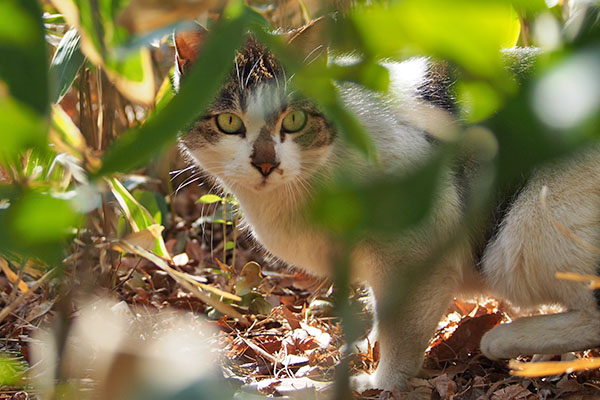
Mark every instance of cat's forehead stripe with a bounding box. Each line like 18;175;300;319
234;37;283;90
246;84;286;121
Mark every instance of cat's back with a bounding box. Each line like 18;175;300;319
333;57;457;172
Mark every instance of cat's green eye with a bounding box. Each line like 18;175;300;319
216;113;244;134
282;110;307;133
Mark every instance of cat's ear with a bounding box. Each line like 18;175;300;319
287;16;330;64
174;24;208;75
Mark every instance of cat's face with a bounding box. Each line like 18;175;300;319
175;26;334;194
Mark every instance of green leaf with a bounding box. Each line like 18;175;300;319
457;80;503;123
0;191;82;263
345;0;520;82
96;6;251;175
133;190;166;225
109;178;170;258
0;0;48;115
486;82;590;190
109;177;155;231
0;356;25;386
225;241;235;251
197;194;223;204
53;0;155;104
0;95;48;166
324;101;378;163
9;193;80;243
332;60;390;93
50;28;86;103
310;153;446;237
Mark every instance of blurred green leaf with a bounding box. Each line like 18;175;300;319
0;191;82;263
311;153;446;237
0;185;17;200
50;28;86;103
9;193;80;243
0;355;25;386
0;95;48;166
343;0;520;83
457;80;503;123
245;4;272;29
331;60;390;93
97;5;251;175
509;0;547;12
486;79;596;190
324;101;378;162
0;0;48;115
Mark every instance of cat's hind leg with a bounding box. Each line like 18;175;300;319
481;156;600;359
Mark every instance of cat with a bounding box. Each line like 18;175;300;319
173;18;600;392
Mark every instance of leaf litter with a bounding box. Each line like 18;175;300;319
3;173;600;399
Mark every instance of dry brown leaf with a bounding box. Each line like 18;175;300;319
280;305;301;330
428;312;503;361
0;257;29;293
116;240;246;320
116;0;222;33
491;384;533;400
112;224;165;253
235;261;263;296
510;358;600;377
430;374;457;399
215;257;233;274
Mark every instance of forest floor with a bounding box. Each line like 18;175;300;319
1;172;600;400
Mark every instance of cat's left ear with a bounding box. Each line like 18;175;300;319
287;16;331;64
174;24;208;75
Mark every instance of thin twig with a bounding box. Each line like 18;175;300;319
0;269;55;325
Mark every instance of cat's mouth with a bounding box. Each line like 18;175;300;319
250;168;285;192
252;177;277;192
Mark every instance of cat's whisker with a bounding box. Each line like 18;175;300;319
303;45;325;65
174;174;203;195
244;54;264;88
286;73;296;89
169;165;196;181
235;58;243;89
271;64;280;89
282;67;288;92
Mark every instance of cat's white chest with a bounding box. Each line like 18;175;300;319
236;190;333;277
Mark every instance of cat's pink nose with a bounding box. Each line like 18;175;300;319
252;161;279;177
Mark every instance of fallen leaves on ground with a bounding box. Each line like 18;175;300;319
1;179;600;399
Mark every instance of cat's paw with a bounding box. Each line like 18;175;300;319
350;370;405;393
350;372;376;393
480;324;520;359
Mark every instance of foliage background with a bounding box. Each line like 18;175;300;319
1;0;600;399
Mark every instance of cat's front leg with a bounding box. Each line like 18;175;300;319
350;266;456;393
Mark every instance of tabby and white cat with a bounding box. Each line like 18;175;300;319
174;20;600;392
